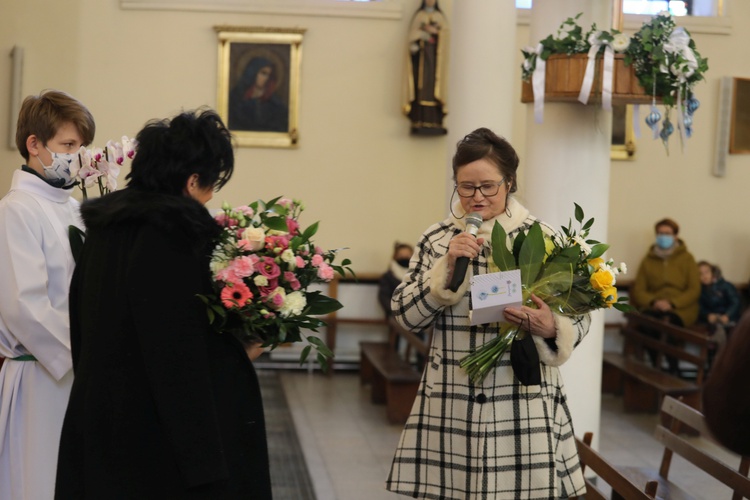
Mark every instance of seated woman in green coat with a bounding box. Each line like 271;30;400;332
631;218;700;372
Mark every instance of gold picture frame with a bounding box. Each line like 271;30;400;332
215;26;305;148
611;104;636;161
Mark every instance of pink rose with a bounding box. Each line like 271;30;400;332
258;278;279;298
286;218;300;235
271;291;285;308
295;256;306;268
278;198;294;208
284;271;301;291
258;257;281;279
317;263;335;281
311;254;324;267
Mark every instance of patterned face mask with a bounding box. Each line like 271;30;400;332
39;147;77;187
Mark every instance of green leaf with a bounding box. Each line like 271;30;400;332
68;225;86;265
317;352;329;372
547;245;579;264
518;223;545;287
301;221;319;240
308;336;334;358
512;230;526;261
574;203;584;223
299;345;312;364
263;215;288;232
588;243;610;260
306;292;343;315
491;221;516;271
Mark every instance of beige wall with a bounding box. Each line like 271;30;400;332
2;0;749;281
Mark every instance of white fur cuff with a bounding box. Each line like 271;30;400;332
532;314;576;366
428;254;470;306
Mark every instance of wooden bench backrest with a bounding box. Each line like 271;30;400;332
623;312;710;383
576;432;657;499
656;396;750;499
387;317;432;358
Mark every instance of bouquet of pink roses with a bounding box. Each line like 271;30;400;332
199;197;352;369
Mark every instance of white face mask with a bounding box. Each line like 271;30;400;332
38;147;77;187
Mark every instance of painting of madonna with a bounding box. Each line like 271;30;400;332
228;56;289;133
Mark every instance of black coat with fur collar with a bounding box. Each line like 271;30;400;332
55;189;271;499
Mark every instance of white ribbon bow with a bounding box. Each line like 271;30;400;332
531;43;546;123
578;33;614;111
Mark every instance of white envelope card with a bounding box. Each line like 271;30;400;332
469;269;523;326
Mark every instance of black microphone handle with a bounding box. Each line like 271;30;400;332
448;256;470;292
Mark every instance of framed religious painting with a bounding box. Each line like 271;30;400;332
215;26;305;148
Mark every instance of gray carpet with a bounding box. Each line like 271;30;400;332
257;370;317;500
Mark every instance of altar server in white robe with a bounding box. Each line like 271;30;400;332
0;89;95;500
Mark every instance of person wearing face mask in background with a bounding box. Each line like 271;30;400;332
378;242;415;318
0;89;95;500
631;218;700;373
378;243;416;360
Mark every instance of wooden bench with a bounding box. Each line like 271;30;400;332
575;432;657;499
359;318;431;424
615;396;750;500
602;311;710;414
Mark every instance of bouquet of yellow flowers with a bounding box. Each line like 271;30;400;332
460;204;629;384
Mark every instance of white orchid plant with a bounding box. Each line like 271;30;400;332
72;136;136;199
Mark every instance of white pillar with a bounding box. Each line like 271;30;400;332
523;0;613;450
445;0;518;202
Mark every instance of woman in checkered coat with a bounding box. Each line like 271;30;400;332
386;128;590;499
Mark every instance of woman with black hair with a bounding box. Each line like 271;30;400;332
55;109;272;499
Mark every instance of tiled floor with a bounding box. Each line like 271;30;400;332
278;369;744;500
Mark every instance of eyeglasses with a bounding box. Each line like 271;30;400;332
455;179;506;198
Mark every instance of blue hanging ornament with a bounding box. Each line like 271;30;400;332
660;118;674;142
686;96;700;115
683;114;693;129
645;106;661;139
685;126;693;138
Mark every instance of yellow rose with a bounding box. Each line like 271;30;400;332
602;286;617;307
588;257;605;270
590;268;614;290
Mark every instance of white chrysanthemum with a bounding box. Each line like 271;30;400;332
280;249;296;268
254;275;269;287
612;33;630;52
280;291;306;318
620;262;628;274
574;235;592;256
210;259;228;275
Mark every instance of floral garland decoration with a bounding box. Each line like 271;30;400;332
521;12;707;152
625;12;707;152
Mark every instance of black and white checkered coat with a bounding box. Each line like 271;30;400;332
386;198;589;499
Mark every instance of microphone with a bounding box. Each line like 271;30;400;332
448;212;483;292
